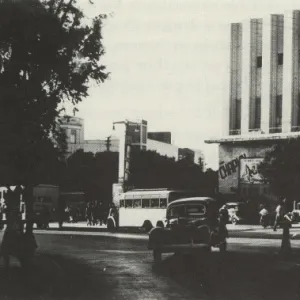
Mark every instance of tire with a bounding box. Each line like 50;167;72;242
156;220;164;228
143;220;153;232
107;219;115;232
153;249;162;262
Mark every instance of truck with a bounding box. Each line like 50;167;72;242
32;184;59;228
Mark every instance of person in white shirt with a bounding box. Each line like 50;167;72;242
273;200;286;231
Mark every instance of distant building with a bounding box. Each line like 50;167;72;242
147;139;179;160
59;116;84;155
147;132;171;144
59;117;205;167
178;148;205;170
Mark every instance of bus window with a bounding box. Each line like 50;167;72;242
142;198;150;208
120;200;125;207
125;199;133;208
150;198;159;208
133;199;141;208
160;198;167;208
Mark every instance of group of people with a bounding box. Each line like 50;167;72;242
259;198;293;231
85;201;107;226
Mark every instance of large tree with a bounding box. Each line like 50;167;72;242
258;138;300;256
0;0;108;231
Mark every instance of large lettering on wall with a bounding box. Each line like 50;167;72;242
219;153;246;180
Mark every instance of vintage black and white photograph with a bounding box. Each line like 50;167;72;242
0;0;300;299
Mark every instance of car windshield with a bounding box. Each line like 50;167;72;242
167;203;206;219
186;204;206;217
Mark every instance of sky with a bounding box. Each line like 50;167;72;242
74;0;300;170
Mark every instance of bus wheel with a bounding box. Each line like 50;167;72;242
143;220;153;232
156;221;164;228
107;219;115;232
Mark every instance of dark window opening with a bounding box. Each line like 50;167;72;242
256;56;262;68
254;97;261;129
278;53;283;65
70;129;77;144
235;99;241;130
276;95;282;127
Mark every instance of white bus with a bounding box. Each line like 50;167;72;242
107;189;201;231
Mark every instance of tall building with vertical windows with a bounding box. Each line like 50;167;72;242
206;10;300;205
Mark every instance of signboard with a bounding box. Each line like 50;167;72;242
240;158;264;184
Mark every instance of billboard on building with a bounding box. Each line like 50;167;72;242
239;158;264;184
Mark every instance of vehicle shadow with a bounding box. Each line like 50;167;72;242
0;252;114;300
152;250;300;300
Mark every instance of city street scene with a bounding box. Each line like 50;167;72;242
1;0;300;299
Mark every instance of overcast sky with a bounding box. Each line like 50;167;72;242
74;0;300;169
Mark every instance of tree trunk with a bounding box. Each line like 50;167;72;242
23;185;34;234
279;221;292;258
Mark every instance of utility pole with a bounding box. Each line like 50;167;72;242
105;136;111;152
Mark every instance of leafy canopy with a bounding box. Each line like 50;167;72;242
258;138;300;199
0;0;108;185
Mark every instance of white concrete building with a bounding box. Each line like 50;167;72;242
147;139;179;160
206;10;300;203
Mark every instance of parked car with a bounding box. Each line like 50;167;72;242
148;197;228;263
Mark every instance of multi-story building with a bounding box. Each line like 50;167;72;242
147;132;172;144
60;117;204;167
206;10;300;203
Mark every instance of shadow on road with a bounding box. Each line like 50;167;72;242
152;251;300;300
0;253;114;300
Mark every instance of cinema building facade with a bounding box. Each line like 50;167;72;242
206;10;300;205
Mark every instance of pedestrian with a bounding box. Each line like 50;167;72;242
86;202;93;226
219;205;229;225
273;199;285;231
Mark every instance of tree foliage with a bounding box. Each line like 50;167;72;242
60;149;217;208
128;149;217;195
258;138;300;201
0;0;108;186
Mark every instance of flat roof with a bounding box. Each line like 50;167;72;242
205;131;300;144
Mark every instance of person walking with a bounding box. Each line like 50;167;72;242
273;200;285;231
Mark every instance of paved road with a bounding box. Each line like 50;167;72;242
1;232;300;300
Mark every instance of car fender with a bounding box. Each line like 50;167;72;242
148;227;165;249
196;224;211;242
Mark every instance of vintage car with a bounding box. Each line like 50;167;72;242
148;197;228;262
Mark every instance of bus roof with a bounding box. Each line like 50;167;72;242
122;189;195;198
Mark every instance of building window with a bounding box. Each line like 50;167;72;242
278;53;283;65
70;129;77;144
254;97;261;129
256;56;262;68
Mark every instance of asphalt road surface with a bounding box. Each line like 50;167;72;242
0;231;300;300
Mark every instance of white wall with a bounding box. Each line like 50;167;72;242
147;139;179;160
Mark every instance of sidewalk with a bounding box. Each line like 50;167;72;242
42;222;300;240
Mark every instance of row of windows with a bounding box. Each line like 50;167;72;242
120;198;167;209
256;53;283;68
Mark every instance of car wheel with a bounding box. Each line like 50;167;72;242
107;219;115;232
153;249;162;262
